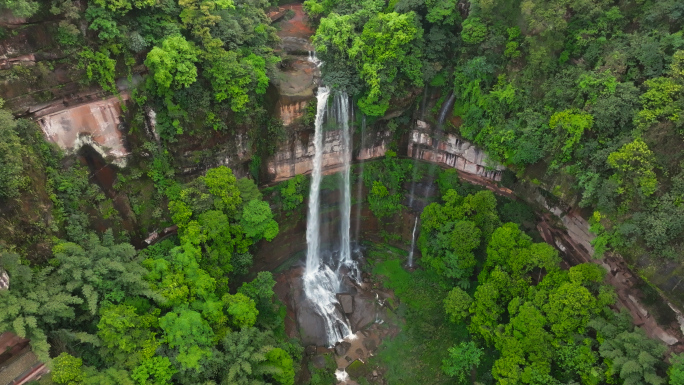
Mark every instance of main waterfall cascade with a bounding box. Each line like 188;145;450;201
303;85;359;346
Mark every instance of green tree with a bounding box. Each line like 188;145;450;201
0;105;24;200
52;231;153;315
670;353;684;385
219;327;293;384
461;17;487;44
223;292;259;329
97;304;159;368
442;341;483;383
0;250;82;362
444;287;473;323
145;35;200;96
265;347;295;385
131;356;176;385
159;308;214;370
205;49;270;112
548;109;594;165
236;177;262;203
280;174;306;211
240;199;279;241
202;166;242;214
607;138;658;199
589;314;667;385
52;352;84;385
78;48;117;93
0;0;39;17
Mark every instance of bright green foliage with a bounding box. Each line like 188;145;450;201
461;17;487;44
93;0;156;14
52;353;84;385
368;181;402;218
78;48;117;93
543;282;598;339
131;356;176;385
444;287;472;323
222;292;258;329
159;308;214;370
442;341;483;383
239;271;276;309
202;166;242;214
419;190;500;285
97;304;159;368
314;11;423;116
485;223;560;280
469;268;518;343
280;174;306;211
206;49;270;112
607;138;658;199
670;353;684;385
240;199;279;241
635;76;683;131
355;12;423;116
265;347;296;385
425;0;461;25
548;109;594;165
145;35;200;96
236;177;262;203
0;106;24;200
493;300;555;384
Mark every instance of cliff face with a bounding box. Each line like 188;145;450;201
37;95;130;167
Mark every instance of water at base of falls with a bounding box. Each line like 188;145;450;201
303;84;358;346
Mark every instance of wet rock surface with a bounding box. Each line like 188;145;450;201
337;294;354;314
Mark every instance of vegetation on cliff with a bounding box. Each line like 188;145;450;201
305;0;684;266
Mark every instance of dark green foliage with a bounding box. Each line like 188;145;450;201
0;105;24;200
362;151;411;218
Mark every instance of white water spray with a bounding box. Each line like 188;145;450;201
407;217;418;267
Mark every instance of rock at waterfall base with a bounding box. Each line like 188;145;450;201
335;341;351;356
337;293;354;314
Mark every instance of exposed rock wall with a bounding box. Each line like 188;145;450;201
408;122;505;181
37;95;130;167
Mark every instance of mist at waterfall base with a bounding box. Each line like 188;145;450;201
302;86;361;347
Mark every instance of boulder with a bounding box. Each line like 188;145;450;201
337;293;354;314
311;355;327;369
334;341;351;356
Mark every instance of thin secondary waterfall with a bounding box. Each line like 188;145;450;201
437;91;456;128
354;114;366;242
407;217;418;267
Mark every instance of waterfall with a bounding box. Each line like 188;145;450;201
303;86;356;346
304;86;329;276
407;217;418;267
437;91;456;128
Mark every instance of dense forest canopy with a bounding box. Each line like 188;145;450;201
0;0;683;384
302;0;684;266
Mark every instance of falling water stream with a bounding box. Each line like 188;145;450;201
303;52;358;345
407;217;418;267
354;114;366;243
